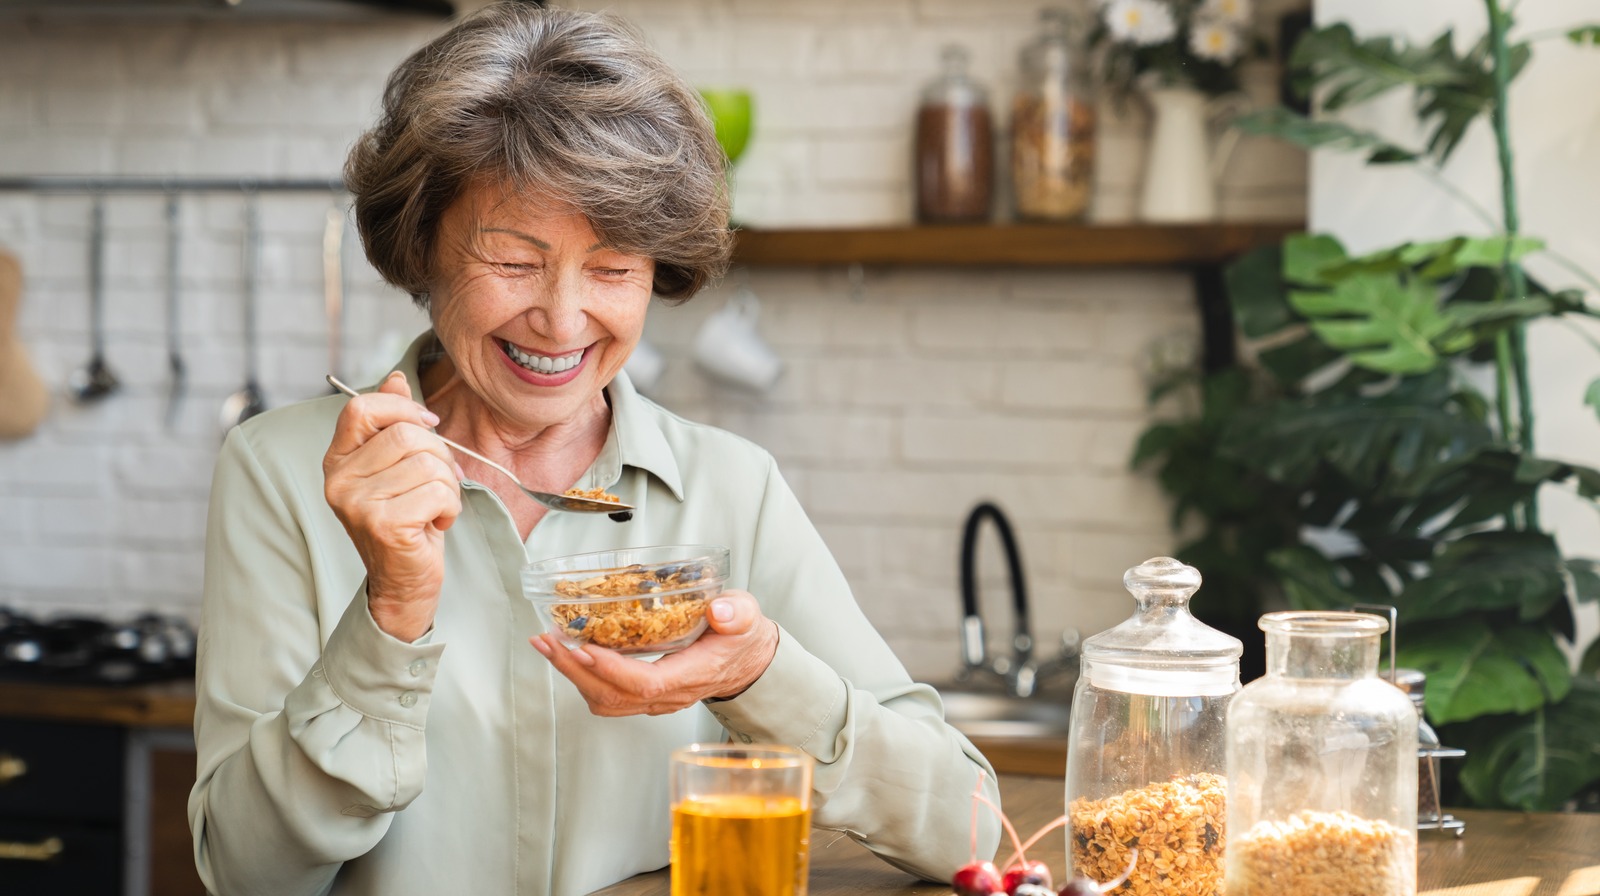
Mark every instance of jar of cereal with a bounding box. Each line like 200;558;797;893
1065;557;1239;896
1226;612;1419;896
1010;7;1095;221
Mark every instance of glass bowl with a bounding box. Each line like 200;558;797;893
522;545;730;657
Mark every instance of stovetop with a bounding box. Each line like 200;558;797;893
0;607;195;686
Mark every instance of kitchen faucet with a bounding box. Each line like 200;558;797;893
954;502;1077;698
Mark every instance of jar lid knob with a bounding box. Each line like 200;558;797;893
1124;556;1202;600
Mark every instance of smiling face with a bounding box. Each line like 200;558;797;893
425;181;655;435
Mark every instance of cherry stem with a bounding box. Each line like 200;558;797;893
1002;812;1070;871
973;792;1026;866
968;770;985;863
1101;847;1140;892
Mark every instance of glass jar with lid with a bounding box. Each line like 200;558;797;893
1065;557;1240;896
1011;7;1095;221
1226;612;1419;896
914;44;994;223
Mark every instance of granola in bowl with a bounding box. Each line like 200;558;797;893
523;545;729;657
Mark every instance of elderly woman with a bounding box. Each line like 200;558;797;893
189;6;999;895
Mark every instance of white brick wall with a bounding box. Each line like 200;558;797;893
0;0;1306;681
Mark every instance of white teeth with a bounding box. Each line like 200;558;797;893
505;341;582;375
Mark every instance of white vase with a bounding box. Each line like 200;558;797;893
1137;85;1243;223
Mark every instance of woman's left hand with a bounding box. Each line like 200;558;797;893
530;590;779;716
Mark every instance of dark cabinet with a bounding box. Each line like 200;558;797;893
0;718;203;896
0;719;125;891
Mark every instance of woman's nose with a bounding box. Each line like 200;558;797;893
524;274;588;343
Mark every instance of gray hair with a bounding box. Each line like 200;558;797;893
345;3;732;306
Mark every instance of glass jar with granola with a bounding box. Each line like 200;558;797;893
1226;612;1419;896
1065;557;1240;896
1010;7;1095;221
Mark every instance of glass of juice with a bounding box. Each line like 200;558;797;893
670;743;813;896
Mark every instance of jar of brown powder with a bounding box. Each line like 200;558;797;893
914;44;993;223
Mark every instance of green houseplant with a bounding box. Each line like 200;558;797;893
1135;2;1600;810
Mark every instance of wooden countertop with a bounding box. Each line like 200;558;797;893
0;679;196;728
590;774;1600;896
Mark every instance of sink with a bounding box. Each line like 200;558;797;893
936;688;1072;741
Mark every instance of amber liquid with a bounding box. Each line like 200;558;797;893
671;794;811;896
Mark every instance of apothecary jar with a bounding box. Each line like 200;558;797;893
1225;611;1419;896
1064;557;1240;896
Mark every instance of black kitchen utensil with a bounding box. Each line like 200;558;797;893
67;195;120;403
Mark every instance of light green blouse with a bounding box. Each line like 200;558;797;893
189;333;1001;896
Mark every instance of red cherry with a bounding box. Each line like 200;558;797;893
952;860;1004;896
1057;878;1102;896
1002;859;1054;894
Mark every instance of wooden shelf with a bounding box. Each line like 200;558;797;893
0;680;195;729
730;221;1303;268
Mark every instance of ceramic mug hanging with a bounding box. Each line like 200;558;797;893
1137;85;1250;223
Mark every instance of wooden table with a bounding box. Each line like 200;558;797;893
590;775;1600;896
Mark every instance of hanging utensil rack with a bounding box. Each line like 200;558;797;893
0;177;352;418
0;176;345;194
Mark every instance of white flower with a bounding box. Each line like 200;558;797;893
1189;17;1244;64
1104;0;1177;46
1199;0;1252;26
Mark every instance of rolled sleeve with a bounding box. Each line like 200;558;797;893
315;587;447;727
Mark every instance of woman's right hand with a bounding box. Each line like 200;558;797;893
323;371;463;642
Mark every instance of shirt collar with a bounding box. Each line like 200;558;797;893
390;330;685;503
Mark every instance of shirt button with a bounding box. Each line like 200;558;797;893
408;659;427;677
398;690;418;708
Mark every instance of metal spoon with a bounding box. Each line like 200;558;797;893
163;192;186;430
220;191;267;433
322;202;345;390
68;195;119;403
325;374;635;518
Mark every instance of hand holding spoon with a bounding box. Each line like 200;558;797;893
326;374;634;519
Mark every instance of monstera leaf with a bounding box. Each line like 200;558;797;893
1219;372;1492;493
1276;234;1550;374
1234;108;1418;164
1282;233;1348;287
1570;559;1600;606
1267;544;1360;610
1399;531;1570;625
1583;640;1600;676
1585;379;1600;424
1320;235;1546;280
1397;618;1571;724
1289;270;1465;373
1288;23;1529;164
1288;25;1463;108
1454;678;1600;810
